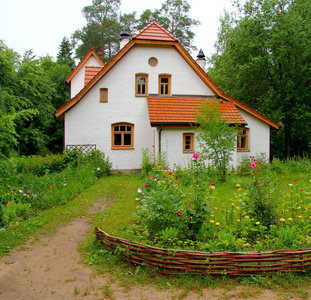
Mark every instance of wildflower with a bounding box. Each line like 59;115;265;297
288;218;293;221
152;168;155;170
162;181;165;183
169;172;173;175
211;186;215;190
298;215;303;219
245;216;250;219
294;179;298;181
135;198;140;201
211;215;214;217
289;184;293;186
176;210;182;216
170;181;173;185
144;184;149;187
175;184;178;187
236;184;241;188
238;188;242;191
192;153;200;160
209;186;212;189
298;207;301;210
175;176;179;179
53;192;55;195
137;188;142;193
210;220;215;223
258;238;262;242
215;222;220;226
283;186;287;189
280;218;285;222
211;183;215;186
189;201;192;204
251;162;256;168
97;167;100;171
256;221;260;225
19;190;23;194
300;189;304;191
237;219;240;222
136;206;139;209
64;183;67;186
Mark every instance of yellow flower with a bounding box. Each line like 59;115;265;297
297;207;301;210
298;215;303;219
136;206;139;209
280;218;285;222
215;222;220;226
245;216;250;219
256;221;260;225
251;219;254;221
175;184;178;187
211;215;214;217
237;219;240;222
238;188;242;191
210;220;215;223
152;168;154;170
288;218;293;221
236;184;241;188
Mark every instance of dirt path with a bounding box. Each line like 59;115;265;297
0;203;310;300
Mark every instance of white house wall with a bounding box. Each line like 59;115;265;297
70;56;103;99
65;44;216;169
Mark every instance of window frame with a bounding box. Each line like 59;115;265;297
111;122;134;150
183;132;194;153
135;74;148;96
100;88;108;102
159;74;171;96
237;127;250;152
148;57;158;67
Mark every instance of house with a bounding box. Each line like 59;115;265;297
55;22;279;170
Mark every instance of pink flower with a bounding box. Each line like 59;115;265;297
144;184;149;187
189;201;192;204
211;183;215;186
251;162;256;168
192;153;200;160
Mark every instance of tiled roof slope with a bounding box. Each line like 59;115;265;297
84;66;103;86
132;21;178;42
147;97;247;124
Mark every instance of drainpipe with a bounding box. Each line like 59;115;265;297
159;123;163;153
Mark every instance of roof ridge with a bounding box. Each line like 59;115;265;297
132;21;178;41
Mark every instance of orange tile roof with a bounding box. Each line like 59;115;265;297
84;66;103;86
147;97;247;125
132;21;178;42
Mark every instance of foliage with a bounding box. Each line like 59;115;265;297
195;99;237;181
208;0;311;158
140;148;154;178
0;150;111;228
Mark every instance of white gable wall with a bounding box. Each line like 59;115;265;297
70;56;103;99
64;44;215;169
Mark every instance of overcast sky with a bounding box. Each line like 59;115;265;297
0;0;235;60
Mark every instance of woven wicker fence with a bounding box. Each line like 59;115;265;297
95;227;311;276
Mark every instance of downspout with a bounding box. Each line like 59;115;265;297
159;123;163;153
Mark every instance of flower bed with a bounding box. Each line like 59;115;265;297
94;227;311;276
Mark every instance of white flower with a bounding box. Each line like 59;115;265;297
135;198;140;201
289;184;293;186
97;167;100;171
137;188;142;194
211;186;215;189
64;183;67;186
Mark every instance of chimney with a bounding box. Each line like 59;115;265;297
120;27;130;49
196;49;206;71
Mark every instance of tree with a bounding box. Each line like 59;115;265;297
138;0;200;52
195;99;237;181
208;0;311;158
72;0;123;62
57;37;75;68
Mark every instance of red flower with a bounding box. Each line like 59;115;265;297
294;179;298;181
175;176;179;179
258;238;262;242
300;188;304;191
169;172;173;175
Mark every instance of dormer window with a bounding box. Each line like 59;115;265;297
135;74;148;96
159;75;171;96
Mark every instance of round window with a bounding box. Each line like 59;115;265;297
148;57;158;67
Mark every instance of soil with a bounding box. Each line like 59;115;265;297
0;202;310;300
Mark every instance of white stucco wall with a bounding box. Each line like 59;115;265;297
64;44;216;169
64;43;271;170
70;56;103;99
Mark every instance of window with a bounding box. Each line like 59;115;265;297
100;88;108;102
159;75;171;96
183;133;194;153
111;123;134;149
237;127;249;151
148;57;158;67
135;74;148;96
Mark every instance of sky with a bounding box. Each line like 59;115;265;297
0;0;236;61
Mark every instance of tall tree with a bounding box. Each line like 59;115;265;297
57;37;75;68
72;0;123;62
138;0;200;52
208;0;311;158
